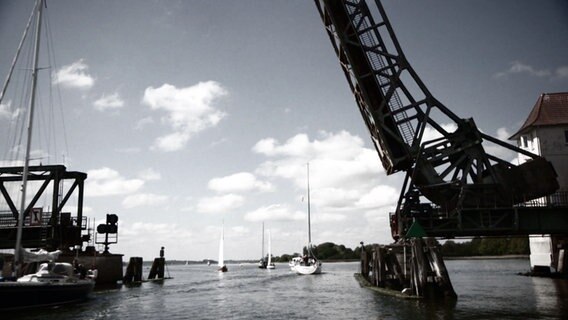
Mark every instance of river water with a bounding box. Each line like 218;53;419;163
5;259;568;319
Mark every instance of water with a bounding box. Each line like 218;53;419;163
5;259;568;319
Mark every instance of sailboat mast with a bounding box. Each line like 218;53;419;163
307;162;311;246
15;0;43;268
261;222;264;258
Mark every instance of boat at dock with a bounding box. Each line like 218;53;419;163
0;261;95;311
0;0;98;309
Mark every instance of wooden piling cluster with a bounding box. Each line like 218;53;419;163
123;256;168;284
360;238;456;299
123;257;143;284
148;258;165;280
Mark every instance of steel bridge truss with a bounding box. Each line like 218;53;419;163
315;0;564;239
0;165;87;249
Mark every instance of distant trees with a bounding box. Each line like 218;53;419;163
273;237;529;262
274;242;360;262
440;237;529;257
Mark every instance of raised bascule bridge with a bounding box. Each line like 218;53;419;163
315;0;568;298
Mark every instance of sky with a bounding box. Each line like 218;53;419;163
0;0;567;261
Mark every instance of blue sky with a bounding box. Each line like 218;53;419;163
0;0;567;261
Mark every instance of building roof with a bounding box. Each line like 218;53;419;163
509;92;568;140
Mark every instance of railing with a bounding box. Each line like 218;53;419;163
0;210;85;228
517;191;568;208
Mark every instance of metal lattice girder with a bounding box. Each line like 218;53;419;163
0;165;87;249
398;205;568;238
315;0;559;212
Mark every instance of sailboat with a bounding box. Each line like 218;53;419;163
293;163;322;275
218;223;227;272
267;229;275;269
0;0;94;310
258;222;268;269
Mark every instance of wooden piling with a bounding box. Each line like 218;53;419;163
148;257;165;280
357;238;456;300
123;257;143;284
360;246;369;278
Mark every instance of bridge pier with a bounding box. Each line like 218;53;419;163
359;238;456;299
529;235;568;277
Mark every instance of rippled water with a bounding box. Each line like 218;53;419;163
5;259;568;319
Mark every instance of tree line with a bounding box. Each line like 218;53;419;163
272;236;529;262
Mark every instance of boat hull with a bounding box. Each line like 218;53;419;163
294;263;322;275
0;280;94;311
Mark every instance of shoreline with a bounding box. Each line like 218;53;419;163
444;254;529;260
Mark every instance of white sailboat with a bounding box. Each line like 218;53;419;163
267;229;275;269
0;0;94;310
218;223;227;272
293;163;322;275
258;222;267;269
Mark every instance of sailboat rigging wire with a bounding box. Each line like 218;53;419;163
0;1;38;105
44;6;70;162
3;7;37;163
15;0;44;268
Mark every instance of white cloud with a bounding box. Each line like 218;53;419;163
196;194;244;214
94;93;124;111
208;172;273;193
483;126;517;163
53;59;95;89
138;168;161;181
420;123;458;144
142;81;227;152
135;117;154;130
555;66;568;79
0;100;20;119
244;204;304;222
121;221;192;240
312;213;347;222
355;185;399;209
253;131;383;190
122;193;169;208
231;226;249;235
494;61;551;79
85;167;144;197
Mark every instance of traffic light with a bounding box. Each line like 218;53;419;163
97;213;119;234
106;214;118;234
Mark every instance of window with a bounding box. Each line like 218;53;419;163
520;136;527;148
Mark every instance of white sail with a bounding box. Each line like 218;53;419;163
218;226;224;267
267;229;271;265
267;229;275;269
294;162;322;275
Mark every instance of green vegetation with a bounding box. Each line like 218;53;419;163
274;237;529;262
440;237;529;257
274;242;361;262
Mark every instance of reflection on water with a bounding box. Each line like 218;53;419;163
4;259;568;319
532;275;568;318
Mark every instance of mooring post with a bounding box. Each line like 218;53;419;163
123;257;143;284
148;257;165;279
360;243;369;279
425;238;457;298
377;246;386;287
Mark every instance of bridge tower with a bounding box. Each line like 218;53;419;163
510;92;568;275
